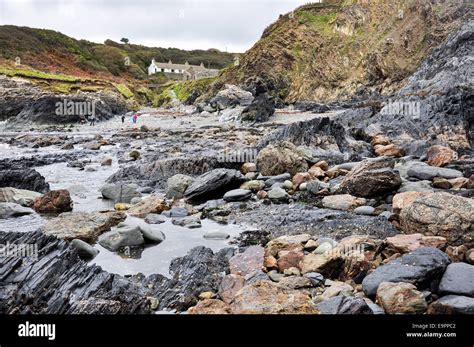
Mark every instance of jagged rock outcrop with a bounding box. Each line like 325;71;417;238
107;156;239;188
258;116;372;164
0;76;131;126
230;203;398;241
337;20;474;155
0;168;50;193
145;246;231;311
0;231;232;314
0;231;151;314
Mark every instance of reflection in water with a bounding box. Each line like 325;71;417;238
91;217;242;277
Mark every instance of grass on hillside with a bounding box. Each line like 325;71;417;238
0;66;80;82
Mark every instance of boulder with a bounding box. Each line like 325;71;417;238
230;280;318;314
392;191;430;211
223;189;252;202
32;189;73;214
384;233;446;254
144;213;167;225
267;187;289;203
127;195;169;218
70;239;99;260
277;248;305;272
210;84;254;109
229;245;264;277
83;141;102;150
427;295;474;315
321;279;354;299
218;274;246;304
353;206;375;215
300;253;344;278
100;156;112;166
362;247;450;297
278;276;313;289
0;169;49;193
406;162;462;180
374;144;404;157
376;282;427;314
308;165;326;179
241;162;257;174
439;263;474;297
185;169;245;202
399;192;474;246
264;173;292;187
240;93;275;123
98;223;145;252
187;299;231;314
100;183;141;203
162;207;188;218
0;202;34;219
292;172;311;189
240;180;265;192
165;174;193;199
256;142;309;176
317;296;373;314
322;194;367;211
426;145;458;167
218;106;244;122
339;157;402;198
0;187;42;207
172;216;202;229
42;211;126;243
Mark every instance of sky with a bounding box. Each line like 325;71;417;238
0;0;309;52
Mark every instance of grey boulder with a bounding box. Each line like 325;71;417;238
362;247;450;297
223;189;252;202
98;222;145;251
0;202;34;219
439;263;474;297
100;183;141;203
185;169;245;202
316;296;373;314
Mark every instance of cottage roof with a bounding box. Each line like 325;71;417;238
151;59;207;71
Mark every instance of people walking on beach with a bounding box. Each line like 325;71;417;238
132;114;138;124
121;115;125;124
89;115;96;126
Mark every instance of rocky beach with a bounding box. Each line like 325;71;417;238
0;1;473;317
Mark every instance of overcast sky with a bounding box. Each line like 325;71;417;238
0;0;308;52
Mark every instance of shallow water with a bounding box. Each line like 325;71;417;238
91;216;242;277
0;213;45;233
36;160;117;213
0;133;244;277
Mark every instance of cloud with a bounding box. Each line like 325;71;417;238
0;0;308;52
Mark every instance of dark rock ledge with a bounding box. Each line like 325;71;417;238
0;230;230;314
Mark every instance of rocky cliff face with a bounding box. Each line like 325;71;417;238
0;76;131;126
335;20;473;155
213;0;469;103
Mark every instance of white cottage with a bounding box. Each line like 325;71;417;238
148;59;219;80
